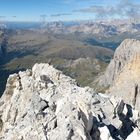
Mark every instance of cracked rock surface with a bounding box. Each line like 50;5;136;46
0;63;140;140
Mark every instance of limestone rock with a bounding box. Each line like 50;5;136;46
99;39;140;111
0;63;140;140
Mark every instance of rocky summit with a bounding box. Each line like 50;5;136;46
0;62;140;140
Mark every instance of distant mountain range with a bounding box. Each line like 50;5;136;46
41;21;140;38
2;20;140;35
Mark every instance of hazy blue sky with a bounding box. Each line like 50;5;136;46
0;0;140;22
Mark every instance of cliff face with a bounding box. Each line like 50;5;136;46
99;39;140;110
0;63;139;140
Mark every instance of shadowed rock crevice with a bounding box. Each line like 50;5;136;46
0;117;3;132
133;84;138;107
90;101;138;140
90;117;100;140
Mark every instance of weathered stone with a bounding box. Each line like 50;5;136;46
98;39;140;112
0;63;140;140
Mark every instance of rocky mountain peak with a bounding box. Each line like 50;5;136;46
99;39;140;110
99;39;140;85
113;39;140;67
0;63;140;140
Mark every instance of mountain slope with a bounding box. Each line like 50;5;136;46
98;39;140;111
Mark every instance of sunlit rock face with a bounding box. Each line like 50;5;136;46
0;63;140;140
99;39;140;111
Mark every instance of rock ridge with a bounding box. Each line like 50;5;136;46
0;63;140;140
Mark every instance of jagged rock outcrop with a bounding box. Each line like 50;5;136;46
0;63;140;140
99;39;140;111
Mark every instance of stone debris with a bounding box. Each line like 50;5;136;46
0;63;139;140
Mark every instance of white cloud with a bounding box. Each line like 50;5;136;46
74;0;140;20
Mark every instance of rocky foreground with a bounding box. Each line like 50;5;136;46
0;39;140;140
0;63;139;140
